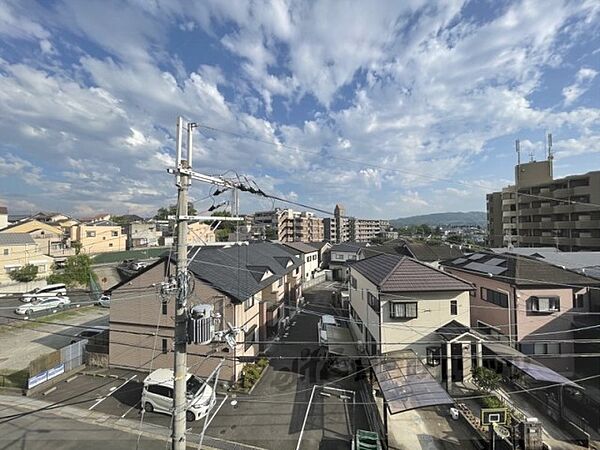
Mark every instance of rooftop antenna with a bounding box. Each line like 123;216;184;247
547;132;553;160
515;139;521;166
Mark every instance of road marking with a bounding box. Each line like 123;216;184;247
205;394;228;429
121;400;140;418
88;374;136;411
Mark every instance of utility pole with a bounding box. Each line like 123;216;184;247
172;116;190;450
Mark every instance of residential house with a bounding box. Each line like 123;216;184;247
440;252;600;376
329;242;369;280
0;219;74;258
283;241;320;283
0;233;54;285
109;242;302;383
125;222;162;249
80;213;112;223
348;253;478;388
30;211;71;223
187;222;216;245
307;241;331;269
359;239;464;268
70;222;127;254
0;206;7;230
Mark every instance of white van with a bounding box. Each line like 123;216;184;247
141;368;215;421
318;314;338;346
21;284;67;303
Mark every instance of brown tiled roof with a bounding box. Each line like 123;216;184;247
402;242;464;262
351;254;473;293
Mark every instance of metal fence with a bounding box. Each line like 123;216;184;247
27;340;86;389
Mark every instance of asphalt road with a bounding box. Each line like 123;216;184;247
0;404;179;450
0;291;96;325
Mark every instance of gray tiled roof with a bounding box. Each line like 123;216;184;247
440;252;600;286
351;254;472;293
0;233;36;246
402;242;464;262
283;241;319;254
306;241;330;250
187;242;302;302
331;242;369;253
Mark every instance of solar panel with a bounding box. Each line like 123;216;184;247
464;262;507;275
468;253;485;260
486;258;506;266
453;258;467;264
373;351;453;415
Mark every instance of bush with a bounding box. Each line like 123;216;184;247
9;264;38;283
239;359;269;390
473;366;501;392
482;396;504;409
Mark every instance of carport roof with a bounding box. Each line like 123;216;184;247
373;350;454;414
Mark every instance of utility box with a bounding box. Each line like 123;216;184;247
521;417;543;450
188;304;214;345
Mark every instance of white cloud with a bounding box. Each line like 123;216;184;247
562;67;598;105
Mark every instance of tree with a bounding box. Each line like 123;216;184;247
47;254;97;288
154;203;197;220
71;241;82;255
9;264;39;283
472;366;501;392
446;233;463;244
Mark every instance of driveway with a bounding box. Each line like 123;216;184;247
206;283;369;449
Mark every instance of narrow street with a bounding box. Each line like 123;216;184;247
206;282;370;450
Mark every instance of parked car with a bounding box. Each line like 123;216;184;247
318;314;338;346
96;294;111;308
70;326;108;344
15;296;71;315
129;261;149;271
21;284;67;303
141;368;215;422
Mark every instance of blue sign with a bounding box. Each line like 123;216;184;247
28;371;48;389
47;363;65;380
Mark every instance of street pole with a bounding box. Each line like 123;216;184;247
172;117;189;450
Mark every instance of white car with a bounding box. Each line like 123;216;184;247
96;294;111;308
21;283;67;303
141;368;215;422
15;296;71;316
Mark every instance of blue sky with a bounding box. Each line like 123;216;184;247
0;0;599;219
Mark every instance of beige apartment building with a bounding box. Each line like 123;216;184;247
187;221;216;245
487;156;600;251
70;223;127;254
0;233;54;285
324;204;389;243
252;208;324;243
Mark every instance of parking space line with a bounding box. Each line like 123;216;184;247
205;395;228;429
121;400;140;418
88;375;136;411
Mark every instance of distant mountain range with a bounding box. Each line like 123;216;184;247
390;211;486;227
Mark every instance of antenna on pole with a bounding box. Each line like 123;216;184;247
515;139;521;166
547;132;553;161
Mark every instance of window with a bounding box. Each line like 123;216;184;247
148;384;172;398
350;276;357;289
367;292;380;313
350;306;364;334
112;231;118;237
244;295;255;311
527;296;560;313
450;300;458;315
86;231;96;238
389;302;417;319
2;249;8;255
245;325;257;351
481;288;508;308
161;300;167;315
426;346;441;366
573;294;585;309
161;338;168;354
533;342;561;355
277;278;283;288
109;243;113;247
